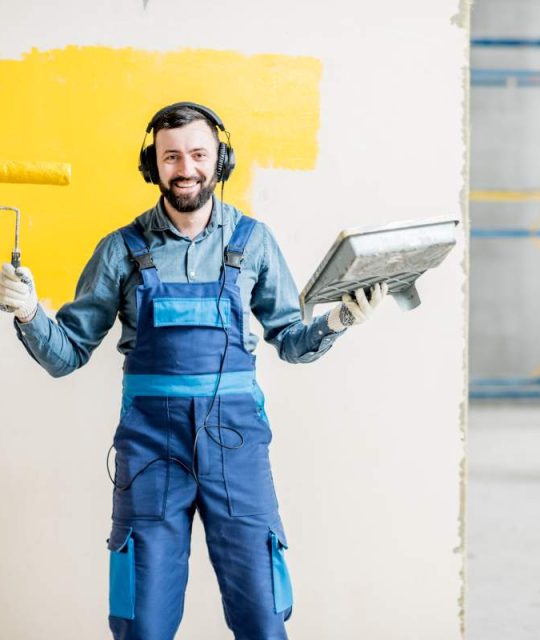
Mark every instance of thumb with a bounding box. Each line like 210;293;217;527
14;266;35;290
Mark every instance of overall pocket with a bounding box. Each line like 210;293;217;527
220;393;279;517
108;525;136;620
268;525;294;616
153;297;231;328
251;380;270;426
112;396;170;522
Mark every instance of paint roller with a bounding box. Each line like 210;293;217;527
0;160;71;186
0;160;71;311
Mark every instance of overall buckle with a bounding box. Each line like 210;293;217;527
132;252;155;270
225;249;244;269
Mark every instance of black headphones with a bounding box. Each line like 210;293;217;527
138;101;236;184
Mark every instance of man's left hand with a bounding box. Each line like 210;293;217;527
327;282;388;332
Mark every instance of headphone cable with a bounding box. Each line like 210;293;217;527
108;134;244;492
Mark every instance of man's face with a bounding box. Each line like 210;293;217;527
155;120;219;213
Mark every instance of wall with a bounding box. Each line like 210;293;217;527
0;1;468;638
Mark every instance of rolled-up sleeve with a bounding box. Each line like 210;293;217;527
250;223;346;364
13;231;124;378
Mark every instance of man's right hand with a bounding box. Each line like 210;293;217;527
0;263;38;323
327;282;388;332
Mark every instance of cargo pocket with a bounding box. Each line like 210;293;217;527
220;393;278;517
108;526;135;620
153;297;231;328
112;396;170;522
268;527;293;616
251;380;270;426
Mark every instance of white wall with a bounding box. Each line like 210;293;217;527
0;1;468;638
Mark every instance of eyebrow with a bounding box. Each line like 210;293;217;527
161;147;209;155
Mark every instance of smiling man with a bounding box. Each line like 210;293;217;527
157;118;219;217
0;102;387;640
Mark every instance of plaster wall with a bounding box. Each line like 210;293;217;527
0;1;467;638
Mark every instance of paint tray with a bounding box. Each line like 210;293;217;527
300;216;459;322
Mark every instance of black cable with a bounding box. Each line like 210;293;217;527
108;153;245;492
190;177;244;482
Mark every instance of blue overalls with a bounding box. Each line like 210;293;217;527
107;214;293;640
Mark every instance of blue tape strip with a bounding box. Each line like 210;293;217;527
470;389;540;399
471;376;540;387
472;68;540;87
472;39;540;48
471;228;540;238
470;376;540;399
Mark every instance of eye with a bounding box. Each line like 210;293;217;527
193;152;207;160
164;154;178;162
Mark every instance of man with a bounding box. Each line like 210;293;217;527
0;102;388;640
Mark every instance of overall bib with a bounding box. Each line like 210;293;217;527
107;215;293;640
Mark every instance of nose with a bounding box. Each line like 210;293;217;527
176;155;196;177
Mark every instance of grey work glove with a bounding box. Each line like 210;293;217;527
327;282;388;332
0;263;38;323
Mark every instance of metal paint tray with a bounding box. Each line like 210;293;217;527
300;216;459;322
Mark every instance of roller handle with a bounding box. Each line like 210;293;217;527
0;252;22;313
0;207;23;312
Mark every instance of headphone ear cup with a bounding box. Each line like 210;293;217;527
216;142;227;182
139;144;159;184
224;146;236;182
147;144;160;184
216;142;235;182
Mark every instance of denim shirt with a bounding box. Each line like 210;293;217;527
13;196;345;378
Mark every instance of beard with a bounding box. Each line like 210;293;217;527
159;173;218;213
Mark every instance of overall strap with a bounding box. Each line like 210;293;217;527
224;215;258;284
119;221;161;287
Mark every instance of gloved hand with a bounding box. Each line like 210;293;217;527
0;263;38;323
327;282;388;332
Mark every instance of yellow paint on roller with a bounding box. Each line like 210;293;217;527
0;160;71;186
0;46;322;309
470;190;540;202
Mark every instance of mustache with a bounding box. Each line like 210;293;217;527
171;176;202;185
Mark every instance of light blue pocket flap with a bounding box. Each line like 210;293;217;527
269;529;293;614
153;297;231;328
108;526;135;620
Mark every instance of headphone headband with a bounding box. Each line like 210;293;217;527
145;101;226;134
138;101;236;184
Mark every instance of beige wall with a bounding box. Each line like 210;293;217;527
0;1;468;638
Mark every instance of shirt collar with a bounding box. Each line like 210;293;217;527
149;194;226;237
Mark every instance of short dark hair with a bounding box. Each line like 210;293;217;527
152;106;220;147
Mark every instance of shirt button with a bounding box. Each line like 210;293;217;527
190;271;196;277
318;330;323;335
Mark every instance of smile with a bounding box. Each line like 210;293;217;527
173;181;200;191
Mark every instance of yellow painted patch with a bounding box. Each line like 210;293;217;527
470;190;540;202
0;46;321;308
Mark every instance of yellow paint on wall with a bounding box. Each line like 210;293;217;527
0;46;321;309
470;190;540;202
